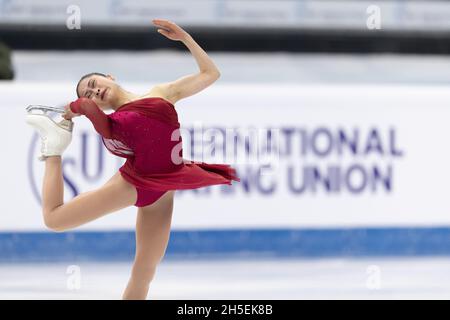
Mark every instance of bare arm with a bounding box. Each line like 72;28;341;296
151;19;221;104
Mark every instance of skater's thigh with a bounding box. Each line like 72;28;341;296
48;172;137;230
103;171;125;188
74;172;129;200
83;172;137;207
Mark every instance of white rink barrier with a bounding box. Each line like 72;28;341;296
1;82;450;260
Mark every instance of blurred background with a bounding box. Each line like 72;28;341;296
2;0;450;299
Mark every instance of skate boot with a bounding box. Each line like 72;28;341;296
25;105;74;161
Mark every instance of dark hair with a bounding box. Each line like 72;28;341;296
76;72;107;98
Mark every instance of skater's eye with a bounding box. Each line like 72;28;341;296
84;90;93;98
87;79;96;89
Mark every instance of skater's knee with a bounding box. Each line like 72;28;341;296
135;251;165;269
131;261;158;283
42;204;61;219
43;213;66;233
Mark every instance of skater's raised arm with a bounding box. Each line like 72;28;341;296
150;19;220;104
68;97;113;139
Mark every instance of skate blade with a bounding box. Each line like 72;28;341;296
26;105;65;115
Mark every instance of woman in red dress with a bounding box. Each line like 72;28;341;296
27;19;239;300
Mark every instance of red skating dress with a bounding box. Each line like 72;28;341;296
70;97;240;207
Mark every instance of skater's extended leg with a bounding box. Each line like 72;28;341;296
26;112;137;232
42;156;137;232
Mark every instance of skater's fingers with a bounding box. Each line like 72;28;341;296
62;110;79;120
64;104;73;113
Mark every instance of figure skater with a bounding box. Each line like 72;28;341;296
25;19;240;300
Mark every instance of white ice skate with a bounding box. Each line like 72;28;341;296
25;105;74;161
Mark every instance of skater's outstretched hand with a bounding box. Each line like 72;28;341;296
62;103;81;120
152;19;190;41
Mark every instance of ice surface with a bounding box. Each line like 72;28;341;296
0;257;449;299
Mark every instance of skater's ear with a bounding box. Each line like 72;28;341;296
106;74;116;81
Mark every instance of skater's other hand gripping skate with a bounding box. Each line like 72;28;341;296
62;104;81;120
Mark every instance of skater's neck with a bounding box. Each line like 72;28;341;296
112;89;141;111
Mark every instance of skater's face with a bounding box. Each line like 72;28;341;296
77;74;118;110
